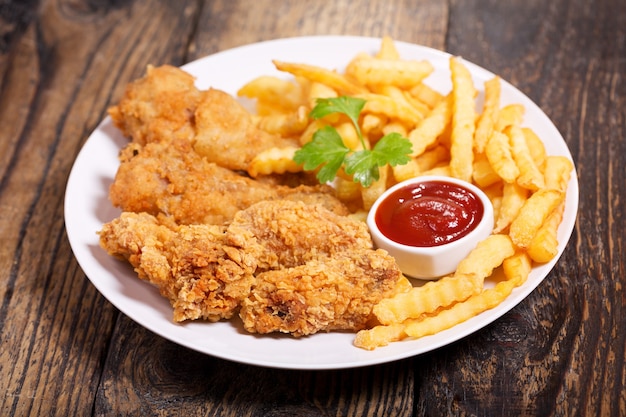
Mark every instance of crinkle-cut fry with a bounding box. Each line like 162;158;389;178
273;60;367;95
391;158;422;182
527;200;565;263
509;189;563;249
543;155;574;192
361;113;388;139
255;105;309;137
414;145;450;172
237;75;304;112
381;120;409;138
307;81;338;107
346;56;434;89
503;251;532;286
407;94;453;157
474;76;501;154
522;127;547;169
455;234;516;287
485;130;520;183
409;82;445;109
403;278;518;339
299;119;326;145
495;104;525;132
372;274;477;325
357;92;424;126
420;165;451;177
375;35;401;60
335;121;363;150
247;146;302;177
354;322;408;350
493;182;529;233
506;125;545;191
334;176;362;204
449;57;476;182
473;153;502;188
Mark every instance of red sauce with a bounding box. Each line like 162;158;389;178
374;180;484;247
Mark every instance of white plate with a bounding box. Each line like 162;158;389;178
64;36;578;370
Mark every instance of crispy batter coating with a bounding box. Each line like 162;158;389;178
225;200;373;270
108;65;297;172
109;140;349;225
98;212;259;322
239;249;403;337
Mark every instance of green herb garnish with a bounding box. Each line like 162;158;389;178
293;96;413;187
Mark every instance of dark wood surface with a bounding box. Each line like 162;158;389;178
0;0;623;415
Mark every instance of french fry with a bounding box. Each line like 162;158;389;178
247;146;302;177
472;153;502;188
375;35;401;60
493;182;528;233
409;82;445;109
474;76;501;153
403;277;518;339
527;201;565;263
335;121;363;150
455;234;516;287
502;250;532;286
506;125;545;191
407;94;453;157
237;75;303;112
255;105;309;137
373;274;477;325
354;323;407;350
509;189;563;248
485;130;520;183
346;56;434;89
449;57;476;182
357;92;424;126
495;104;525;132
361;165;389;210
391;158;422;182
543;155;574;192
522;127;547;169
274;60;367;95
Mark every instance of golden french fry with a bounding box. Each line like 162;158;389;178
346;56;434;89
502;251;532;286
247;146;303;177
522;127;547;169
474;76;501;153
506;125;545;191
361;165;389;210
543;155;574;192
237;75;303;112
495;104;525;132
373;274;477;325
449;57;476;182
334;176;363;205
357;92;424;126
255;105;309;137
472;153;502;188
381;120;409;138
493;182;529;233
485;130;520;183
409;82;445;109
376;35;401;60
273;60;366;95
391;158;422;182
335;121;363;150
407;94;453;157
527;201;565;263
455;234;516;288
403;277;518;339
509;189;563;248
354;322;407;350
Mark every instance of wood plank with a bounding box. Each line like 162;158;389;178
0;0;201;415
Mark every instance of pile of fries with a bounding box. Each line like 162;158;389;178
237;36;573;350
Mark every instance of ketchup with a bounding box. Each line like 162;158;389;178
374;180;484;247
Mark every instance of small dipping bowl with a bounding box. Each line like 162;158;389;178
367;175;494;280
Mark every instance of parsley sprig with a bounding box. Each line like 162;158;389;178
293;96;413;188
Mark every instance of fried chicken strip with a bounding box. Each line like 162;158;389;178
108;64;297;172
98;212;259;322
109;140;349;225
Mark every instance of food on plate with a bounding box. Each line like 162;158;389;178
99;200;405;335
99;36;574;350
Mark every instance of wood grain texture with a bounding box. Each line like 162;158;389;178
0;0;624;415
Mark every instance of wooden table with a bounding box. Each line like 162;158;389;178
1;0;623;415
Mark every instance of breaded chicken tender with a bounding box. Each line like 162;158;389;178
108;65;297;172
239;249;403;337
98;212;259;322
225;200;373;270
109;140;349;225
